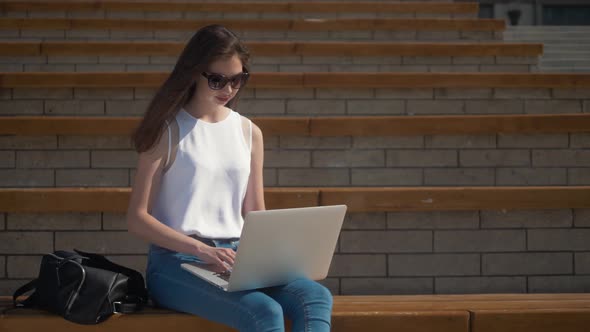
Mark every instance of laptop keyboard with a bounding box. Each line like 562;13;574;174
214;270;231;282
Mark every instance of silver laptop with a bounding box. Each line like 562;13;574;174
180;205;347;292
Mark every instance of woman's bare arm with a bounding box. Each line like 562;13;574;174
242;121;266;216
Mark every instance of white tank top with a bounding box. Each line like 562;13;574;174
151;107;252;241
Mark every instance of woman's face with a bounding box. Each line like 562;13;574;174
196;53;245;107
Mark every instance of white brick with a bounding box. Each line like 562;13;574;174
134;88;157;100
417;31;460;41
460;31;495;40
373;31;417;41
351;168;422;185
65;29;109;39
343;213;387;230
102;212;126;230
55;231;148;254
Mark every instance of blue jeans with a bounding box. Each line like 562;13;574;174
146;239;333;332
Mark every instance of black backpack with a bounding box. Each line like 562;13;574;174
11;249;149;325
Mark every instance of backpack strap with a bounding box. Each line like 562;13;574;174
12;278;38;308
73;249;149;304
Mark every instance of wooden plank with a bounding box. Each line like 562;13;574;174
2;187;590;213
320;186;590;212
0;18;505;31
0;1;478;14
0;41;543;57
0;188;319;212
330;310;469;332
309;114;590;136
471;309;590;332
1;115;588;136
3;72;590;88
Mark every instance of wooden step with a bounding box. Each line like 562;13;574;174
0;41;543;57
1;187;589;213
1;114;588;136
0;17;505;31
0;1;479;15
2;72;590;88
3;294;590;332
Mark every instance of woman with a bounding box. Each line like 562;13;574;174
126;25;333;332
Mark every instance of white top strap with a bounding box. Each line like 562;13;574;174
165;121;171;167
248;119;253;151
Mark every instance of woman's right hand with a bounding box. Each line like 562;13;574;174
196;244;236;271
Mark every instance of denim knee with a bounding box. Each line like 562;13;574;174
242;298;284;332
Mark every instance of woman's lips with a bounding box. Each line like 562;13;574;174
216;96;230;102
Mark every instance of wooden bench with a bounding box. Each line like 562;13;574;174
0;41;543;57
0;17;505;32
1;114;589;136
2;72;590;88
1;187;589;212
0;1;479;15
2;294;590;332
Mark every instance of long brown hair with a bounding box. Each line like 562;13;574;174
131;24;250;153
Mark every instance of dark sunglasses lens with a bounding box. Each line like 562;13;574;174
208;74;227;90
230;73;248;88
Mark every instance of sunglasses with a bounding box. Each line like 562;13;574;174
201;70;249;90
